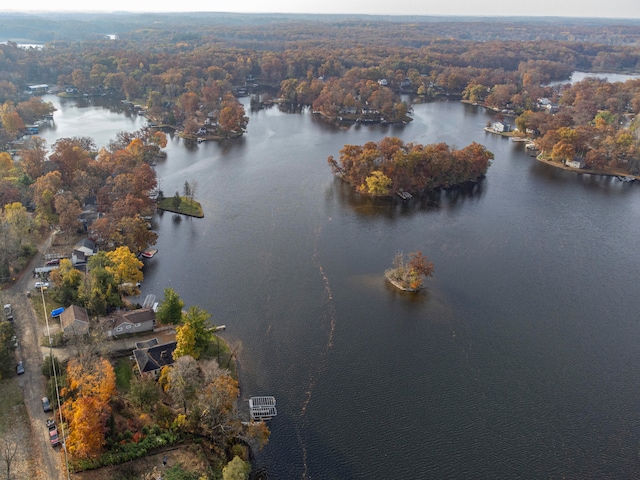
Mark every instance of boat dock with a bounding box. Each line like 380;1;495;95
249;396;277;421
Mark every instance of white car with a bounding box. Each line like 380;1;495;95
34;281;50;290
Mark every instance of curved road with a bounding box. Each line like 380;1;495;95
4;233;67;480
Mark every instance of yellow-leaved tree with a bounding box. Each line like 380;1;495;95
105;245;143;291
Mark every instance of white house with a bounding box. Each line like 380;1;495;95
74;238;96;257
491;121;511;133
566;158;585;169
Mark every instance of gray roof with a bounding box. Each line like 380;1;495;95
123;308;155;324
135;337;159;350
133;341;177;374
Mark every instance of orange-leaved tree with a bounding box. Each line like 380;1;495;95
65;355;116;403
66;395;110;460
63;355;116;460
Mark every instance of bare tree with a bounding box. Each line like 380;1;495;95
0;437;19;480
189;179;198;206
167;355;202;414
182;180;191;203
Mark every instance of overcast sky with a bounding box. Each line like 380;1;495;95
3;0;640;19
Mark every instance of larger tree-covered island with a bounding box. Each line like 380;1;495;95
328;137;494;196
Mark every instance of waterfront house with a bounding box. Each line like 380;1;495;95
133;340;177;376
566;158;586;169
106;308;155;337
27;84;49;94
491;121;511;133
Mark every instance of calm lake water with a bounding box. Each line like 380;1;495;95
38;96;640;479
547;71;640;86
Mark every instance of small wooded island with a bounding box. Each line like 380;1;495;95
328;137;494;196
385;251;435;291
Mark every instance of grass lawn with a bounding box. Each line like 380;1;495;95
30;291;64;324
157;196;204;218
0;380;25;433
115;357;134;392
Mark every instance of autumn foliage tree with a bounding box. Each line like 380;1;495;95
67;395;111;460
156;287;185;325
105;245;144;292
63;354;116;460
174;305;214;360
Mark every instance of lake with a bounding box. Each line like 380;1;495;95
547;70;640;86
38;96;640;479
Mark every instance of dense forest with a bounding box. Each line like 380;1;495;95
1;14;640;267
1;15;640;167
1;15;640;257
1;14;640;152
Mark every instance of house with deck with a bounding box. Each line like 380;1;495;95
106;308;156;337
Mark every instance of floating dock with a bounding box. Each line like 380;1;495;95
249;396;277;421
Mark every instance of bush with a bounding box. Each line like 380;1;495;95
42;354;63;378
69;430;182;472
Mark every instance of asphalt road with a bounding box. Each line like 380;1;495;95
5;233;67;480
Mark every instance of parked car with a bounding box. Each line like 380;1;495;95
3;304;12;322
46;419;60;447
34;281;50;290
42;397;52;412
50;307;65;318
16;361;24;375
45;258;60;266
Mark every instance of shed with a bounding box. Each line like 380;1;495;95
59;305;90;337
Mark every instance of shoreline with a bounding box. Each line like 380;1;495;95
535;155;640;180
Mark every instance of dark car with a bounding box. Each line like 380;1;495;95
45;258;60;266
42;396;52;412
16;361;24;375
